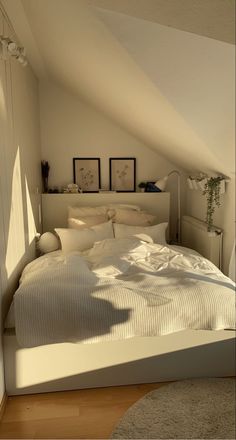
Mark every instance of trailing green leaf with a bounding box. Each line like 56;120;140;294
203;177;222;231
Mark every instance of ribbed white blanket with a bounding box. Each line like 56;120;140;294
14;238;235;347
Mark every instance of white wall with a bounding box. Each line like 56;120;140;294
39;81;183;239
40;82;180;189
0;5;41;403
184;179;235;275
95;7;235;176
22;0;235;175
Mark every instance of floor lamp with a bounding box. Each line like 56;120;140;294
154;170;181;243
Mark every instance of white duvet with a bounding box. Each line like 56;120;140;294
14;237;235;347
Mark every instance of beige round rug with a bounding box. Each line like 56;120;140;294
111;378;235;439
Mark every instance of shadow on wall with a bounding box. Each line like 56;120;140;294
0;144;41;324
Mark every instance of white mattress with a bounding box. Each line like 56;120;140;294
7;240;236;348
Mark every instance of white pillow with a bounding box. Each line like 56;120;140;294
68;205;108;218
109;209;157;226
68;214;108;229
107;203;141;211
38;232;60;254
113;222;168;245
68;204;140;219
55;221;114;253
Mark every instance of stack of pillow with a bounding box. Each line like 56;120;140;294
38;204;168;254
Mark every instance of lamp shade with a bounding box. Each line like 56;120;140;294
154;176;168;191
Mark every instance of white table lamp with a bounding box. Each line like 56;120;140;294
155;170;181;243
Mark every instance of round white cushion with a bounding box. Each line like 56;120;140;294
38;232;60;253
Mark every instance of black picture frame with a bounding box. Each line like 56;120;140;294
73;157;101;192
109;157;136;192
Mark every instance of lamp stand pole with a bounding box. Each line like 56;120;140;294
168;170;181;243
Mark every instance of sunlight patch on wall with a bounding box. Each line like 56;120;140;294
5;147;25;278
25;176;36;245
0;78;7;122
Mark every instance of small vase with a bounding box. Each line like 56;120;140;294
42;177;49;193
187;178;194;190
198;178;207;191
220;180;225;194
207;229;217;237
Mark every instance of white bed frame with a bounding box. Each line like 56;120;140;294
3;193;235;396
4;329;235;395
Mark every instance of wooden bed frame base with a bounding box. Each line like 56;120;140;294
4;329;235;396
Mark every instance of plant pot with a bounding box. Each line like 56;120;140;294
220;180;225;194
187;178;194;190
42;177;49;193
198;178;207;191
192;179;198;190
207;230;217;237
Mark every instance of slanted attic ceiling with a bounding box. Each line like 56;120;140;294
87;0;236;45
4;0;235;176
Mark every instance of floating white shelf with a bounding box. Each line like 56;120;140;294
187;177;226;194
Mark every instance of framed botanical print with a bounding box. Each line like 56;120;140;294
73;158;101;192
109;157;136;192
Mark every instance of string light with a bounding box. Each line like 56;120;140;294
0;36;27;66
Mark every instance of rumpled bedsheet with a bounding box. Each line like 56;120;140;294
14;237;235;347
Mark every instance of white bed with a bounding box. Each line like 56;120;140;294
3;193;236;395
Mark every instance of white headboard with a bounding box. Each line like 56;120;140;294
41;193;170;232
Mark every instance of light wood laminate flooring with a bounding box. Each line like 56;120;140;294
0;383;166;439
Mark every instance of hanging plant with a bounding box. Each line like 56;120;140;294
203;177;222;232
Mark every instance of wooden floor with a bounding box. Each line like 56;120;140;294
0;383;166;439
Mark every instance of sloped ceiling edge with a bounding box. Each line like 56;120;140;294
3;0;235;176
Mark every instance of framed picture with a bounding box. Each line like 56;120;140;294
73;158;101;192
109;157;136;192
